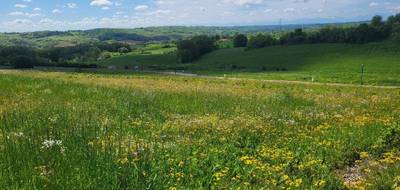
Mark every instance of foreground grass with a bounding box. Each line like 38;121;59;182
1;70;400;189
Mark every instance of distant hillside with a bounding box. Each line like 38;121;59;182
0;22;363;48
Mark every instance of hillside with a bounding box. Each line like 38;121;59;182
0;22;361;48
97;42;400;85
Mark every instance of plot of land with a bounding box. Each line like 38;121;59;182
0;70;399;189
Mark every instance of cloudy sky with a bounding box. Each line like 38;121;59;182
0;0;399;32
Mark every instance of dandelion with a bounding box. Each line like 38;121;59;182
282;175;290;181
314;180;326;188
240;156;258;165
359;152;369;159
294;178;303;187
118;157;129;165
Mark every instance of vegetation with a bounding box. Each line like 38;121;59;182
233;34;248;48
238;14;400;50
177;35;216;63
0;70;399;189
96;41;400;86
10;56;35;69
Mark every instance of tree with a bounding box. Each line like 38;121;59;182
177;35;216;63
10;55;35;68
233;34;248;47
177;39;198;63
191;35;216;55
371;15;384;27
248;34;275;48
118;47;130;54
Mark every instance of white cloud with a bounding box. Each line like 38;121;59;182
14;4;28;8
134;5;149;12
284;8;295;13
52;9;62;14
90;0;112;6
66;3;78;9
223;0;264;6
369;2;379;7
9;11;42;18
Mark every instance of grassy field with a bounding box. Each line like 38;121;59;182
1;70;400;189
98;42;400;86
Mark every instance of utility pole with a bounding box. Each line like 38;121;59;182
361;64;365;85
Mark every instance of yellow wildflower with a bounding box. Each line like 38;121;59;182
359;152;369;159
314;180;326;188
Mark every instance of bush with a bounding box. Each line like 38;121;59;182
10;56;35;69
233;34;248;48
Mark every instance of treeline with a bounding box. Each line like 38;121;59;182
0;42;132;68
233;14;400;49
97;32;170;41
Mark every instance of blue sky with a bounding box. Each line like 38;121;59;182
0;0;399;32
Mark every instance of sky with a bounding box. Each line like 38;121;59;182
0;0;400;32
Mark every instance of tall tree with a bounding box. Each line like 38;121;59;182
233;34;248;48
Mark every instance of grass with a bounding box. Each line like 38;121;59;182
1;70;400;189
192;42;400;86
97;42;400;86
97;43;178;70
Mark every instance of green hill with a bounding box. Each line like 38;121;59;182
190;42;400;85
98;42;400;85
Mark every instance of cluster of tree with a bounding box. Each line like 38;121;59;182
0;41;133;68
232;14;400;50
0;46;38;68
40;42;131;63
177;35;217;63
97;31;170;42
20;31;71;39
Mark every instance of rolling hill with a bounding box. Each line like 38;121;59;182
97;41;400;85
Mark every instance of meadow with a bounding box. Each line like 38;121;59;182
98;42;400;86
1;70;399;189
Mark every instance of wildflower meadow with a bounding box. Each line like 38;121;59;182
0;70;399;189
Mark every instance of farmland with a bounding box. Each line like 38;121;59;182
1;70;399;189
